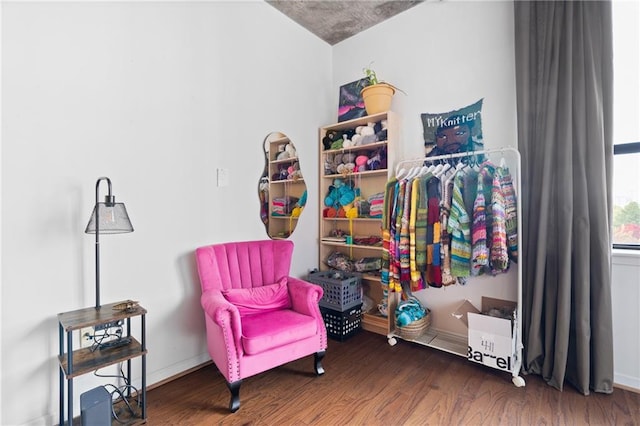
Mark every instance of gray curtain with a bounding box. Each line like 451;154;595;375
514;1;614;394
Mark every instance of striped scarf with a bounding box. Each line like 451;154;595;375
381;178;397;288
448;172;471;277
490;170;509;273
426;176;442;287
471;175;488;276
389;180;404;292
440;175;456;286
399;179;412;283
499;167;518;262
415;175;429;275
409;177;426;291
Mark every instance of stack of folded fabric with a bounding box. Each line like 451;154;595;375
368;192;385;218
272;196;299;216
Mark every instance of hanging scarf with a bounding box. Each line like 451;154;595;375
381;178;397;288
490;169;509;273
426;176;442;287
415;174;430;276
499;166;518;262
389;180;404;292
480;163;495;257
409;176;426;291
471;175;489;276
440;174;456;286
399;178;412;283
449;171;471;278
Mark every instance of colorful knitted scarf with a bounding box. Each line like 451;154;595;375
409;177;418;280
471;175;488;276
490;170;509;273
440;174;456;286
425;176;442;287
399;178;412;283
480;163;495;255
448;171;471;277
390;180;404;292
499;167;518;262
415;174;429;275
409;176;426;291
381;178;397;289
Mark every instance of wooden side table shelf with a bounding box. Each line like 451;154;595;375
57;301;147;425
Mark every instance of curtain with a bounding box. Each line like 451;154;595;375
514;1;614;394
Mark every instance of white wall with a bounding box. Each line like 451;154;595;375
2;2;638;425
1;2;331;425
332;1;519;336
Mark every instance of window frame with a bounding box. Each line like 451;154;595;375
612;141;640;250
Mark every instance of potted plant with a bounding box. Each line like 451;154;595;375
359;66;402;115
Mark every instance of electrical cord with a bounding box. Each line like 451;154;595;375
89;326;121;351
89;324;140;422
89;326;131;352
93;364;141;423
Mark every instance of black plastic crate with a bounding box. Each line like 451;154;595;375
308;270;362;311
320;304;362;341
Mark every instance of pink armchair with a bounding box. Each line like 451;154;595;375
195;239;327;412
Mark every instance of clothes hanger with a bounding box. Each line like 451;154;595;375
398;164;415;180
405;164;422;180
500;151;508;169
444;158;464;187
435;162;452;178
471;154;481;171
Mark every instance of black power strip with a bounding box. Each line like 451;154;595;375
98;337;132;350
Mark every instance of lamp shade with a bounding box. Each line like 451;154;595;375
85;202;134;234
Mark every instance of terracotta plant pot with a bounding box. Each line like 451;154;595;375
361;83;395;115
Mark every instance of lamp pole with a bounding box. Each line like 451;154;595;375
94;177;113;310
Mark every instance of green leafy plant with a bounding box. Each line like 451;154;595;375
359;63;405;94
363;66;379;86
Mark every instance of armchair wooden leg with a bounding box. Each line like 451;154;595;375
314;351;326;376
226;380;242;413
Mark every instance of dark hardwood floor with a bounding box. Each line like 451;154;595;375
146;331;639;425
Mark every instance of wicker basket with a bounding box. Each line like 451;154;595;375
397;313;431;339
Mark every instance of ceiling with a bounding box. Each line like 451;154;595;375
266;0;425;45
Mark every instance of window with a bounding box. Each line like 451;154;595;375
613;143;640;249
612;1;640;250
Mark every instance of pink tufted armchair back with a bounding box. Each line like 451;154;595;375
196;239;294;292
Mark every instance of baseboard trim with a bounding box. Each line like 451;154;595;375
147;360;213;391
614;381;640;394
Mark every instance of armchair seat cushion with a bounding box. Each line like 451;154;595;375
241;309;318;355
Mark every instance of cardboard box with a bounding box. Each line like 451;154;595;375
463;297;517;372
451;299;480;327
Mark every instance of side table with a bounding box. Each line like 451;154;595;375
57;301;147;425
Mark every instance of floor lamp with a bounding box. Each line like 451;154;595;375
85;177;134;310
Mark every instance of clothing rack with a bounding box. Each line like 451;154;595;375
395;146;519;176
389;146;525;387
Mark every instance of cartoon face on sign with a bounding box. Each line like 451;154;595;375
422;99;484;157
435;115;475;154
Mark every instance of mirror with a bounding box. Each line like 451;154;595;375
259;132;307;239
